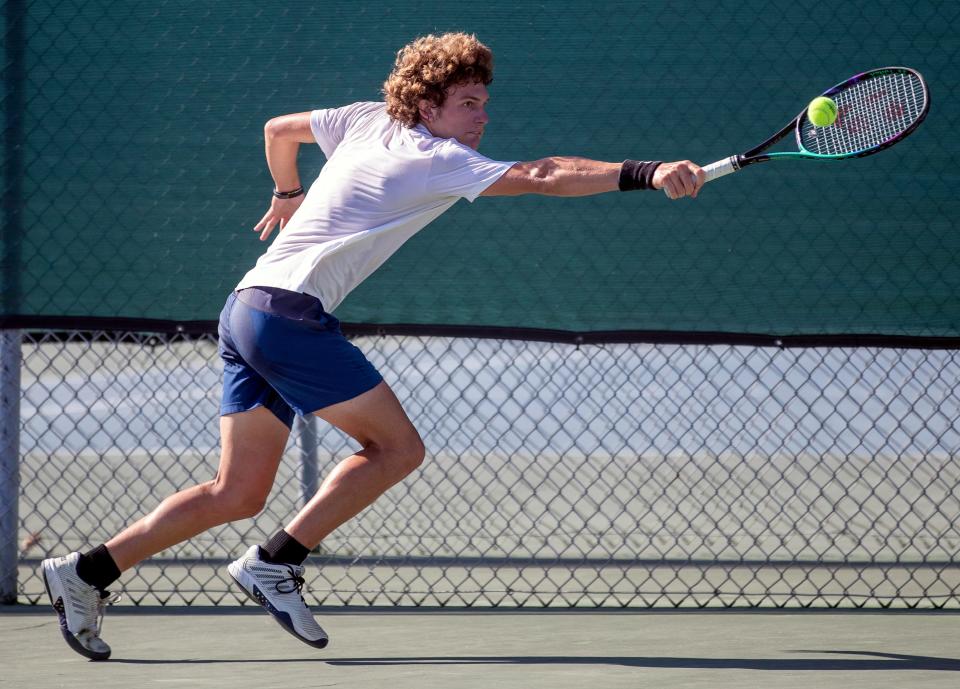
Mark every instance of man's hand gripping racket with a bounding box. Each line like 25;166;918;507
667;66;929;199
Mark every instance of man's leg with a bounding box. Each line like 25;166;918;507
105;406;290;570
225;380;423;649
286;379;425;547
42;405;289;660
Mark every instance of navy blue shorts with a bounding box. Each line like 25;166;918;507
217;287;383;429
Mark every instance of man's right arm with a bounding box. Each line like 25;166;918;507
481;157;704;200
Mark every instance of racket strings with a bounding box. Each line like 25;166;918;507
800;70;926;156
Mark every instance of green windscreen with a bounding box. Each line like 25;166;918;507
3;1;958;337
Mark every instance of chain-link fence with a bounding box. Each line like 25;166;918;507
3;1;958;335
9;329;960;608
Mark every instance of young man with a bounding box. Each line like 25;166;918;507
41;32;704;660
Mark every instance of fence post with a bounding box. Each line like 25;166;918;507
0;331;21;604
299;414;319;507
1;0;26;605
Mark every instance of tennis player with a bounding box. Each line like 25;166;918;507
41;32;704;659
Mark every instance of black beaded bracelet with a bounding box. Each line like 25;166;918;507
272;186;305;199
618;160;662;191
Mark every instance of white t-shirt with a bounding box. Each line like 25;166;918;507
236;101;515;312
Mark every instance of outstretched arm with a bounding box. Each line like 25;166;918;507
481;157;705;200
254;112;315;241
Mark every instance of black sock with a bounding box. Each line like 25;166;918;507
259;530;310;566
76;544;122;592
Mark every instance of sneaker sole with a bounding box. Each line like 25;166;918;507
42;561;111;661
227;566;329;649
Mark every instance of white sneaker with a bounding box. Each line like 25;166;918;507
227;545;329;648
41;552;121;661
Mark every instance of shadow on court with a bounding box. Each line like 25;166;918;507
322;650;960;671
101;650;960;671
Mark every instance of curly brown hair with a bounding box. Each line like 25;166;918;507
383;32;494;127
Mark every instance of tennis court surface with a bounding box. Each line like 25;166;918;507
3;607;958;688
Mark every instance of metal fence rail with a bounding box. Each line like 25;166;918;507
7;330;960;608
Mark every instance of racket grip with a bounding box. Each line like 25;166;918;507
701;156;740;183
661;155;740;198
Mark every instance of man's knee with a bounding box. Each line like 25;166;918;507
377;430;425;477
402;434;426;473
207;480;269;520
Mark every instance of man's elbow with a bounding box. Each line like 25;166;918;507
264;113;314;143
519;159;556;194
483;160;557;197
264;117;289;141
264;117;279;140
528;159;555;182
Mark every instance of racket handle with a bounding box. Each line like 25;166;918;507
702;156;740;183
661;155;740;198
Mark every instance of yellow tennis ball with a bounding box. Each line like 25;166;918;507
808;96;838;127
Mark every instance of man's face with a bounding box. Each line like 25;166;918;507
419;82;490;150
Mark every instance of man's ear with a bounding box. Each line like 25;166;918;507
417;99;435;123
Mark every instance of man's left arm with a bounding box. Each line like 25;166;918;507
480;157;705;200
254;113;315;241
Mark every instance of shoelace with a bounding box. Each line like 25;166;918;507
274;566;307;602
94;591;122;637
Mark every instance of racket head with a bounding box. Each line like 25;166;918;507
795;67;930;158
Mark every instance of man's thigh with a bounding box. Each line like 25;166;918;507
313;380;419;448
217;406;291;488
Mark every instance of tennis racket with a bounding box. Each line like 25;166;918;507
686;66;929;192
